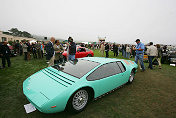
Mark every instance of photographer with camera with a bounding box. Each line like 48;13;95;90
67;37;76;61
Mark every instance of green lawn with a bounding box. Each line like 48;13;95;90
0;50;176;118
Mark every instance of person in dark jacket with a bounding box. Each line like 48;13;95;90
105;43;109;58
1;41;11;68
113;43;117;56
46;37;55;66
0;42;3;68
26;41;31;60
67;37;76;60
113;43;118;57
31;43;37;59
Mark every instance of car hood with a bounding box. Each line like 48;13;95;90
23;67;78;106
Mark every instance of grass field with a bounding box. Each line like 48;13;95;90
0;50;176;118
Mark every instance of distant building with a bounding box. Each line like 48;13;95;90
0;31;36;42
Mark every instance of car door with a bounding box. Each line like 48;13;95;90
87;62;126;97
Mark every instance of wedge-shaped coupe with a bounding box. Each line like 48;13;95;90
23;57;138;113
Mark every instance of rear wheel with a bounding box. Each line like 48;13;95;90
67;89;89;113
128;71;135;84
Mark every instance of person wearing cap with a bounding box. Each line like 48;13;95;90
134;39;145;71
146;42;158;69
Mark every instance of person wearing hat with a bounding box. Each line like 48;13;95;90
134;39;145;71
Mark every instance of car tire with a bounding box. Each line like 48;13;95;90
87;54;92;57
128;71;135;84
67;89;89;113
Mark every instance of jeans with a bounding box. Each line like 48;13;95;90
126;52;130;58
122;50;126;57
135;54;145;71
68;55;75;60
148;56;154;69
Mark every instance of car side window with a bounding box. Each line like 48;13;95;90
87;62;122;81
116;62;126;72
77;48;81;52
80;48;86;52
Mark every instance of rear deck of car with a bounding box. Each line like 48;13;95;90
82;57;122;64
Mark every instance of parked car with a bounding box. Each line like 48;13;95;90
161;47;176;64
168;48;176;64
7;44;17;57
62;47;94;60
23;57;138;113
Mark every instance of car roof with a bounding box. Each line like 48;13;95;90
81;57;122;64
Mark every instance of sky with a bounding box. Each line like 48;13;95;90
0;0;176;45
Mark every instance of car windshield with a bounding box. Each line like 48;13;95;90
52;59;100;78
86;48;90;51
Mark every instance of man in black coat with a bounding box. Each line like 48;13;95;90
105;43;109;58
1;41;11;68
113;43;117;57
46;37;55;66
0;42;2;68
67;37;76;60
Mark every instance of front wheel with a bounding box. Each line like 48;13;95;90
67;89;89;113
128;71;135;84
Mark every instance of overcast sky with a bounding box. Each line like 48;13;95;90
0;0;176;45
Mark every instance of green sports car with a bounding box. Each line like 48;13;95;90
23;57;138;113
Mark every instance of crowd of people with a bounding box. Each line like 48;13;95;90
21;40;45;61
0;37;173;70
0;36;78;68
97;39;163;71
45;37;76;67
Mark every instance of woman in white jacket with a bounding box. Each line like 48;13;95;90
126;45;131;59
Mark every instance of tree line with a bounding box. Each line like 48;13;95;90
3;28;33;38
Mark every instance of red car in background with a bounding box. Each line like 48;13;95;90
7;44;17;57
62;47;94;60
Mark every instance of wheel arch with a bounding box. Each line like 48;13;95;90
132;68;137;74
71;86;95;101
65;86;95;111
87;54;92;57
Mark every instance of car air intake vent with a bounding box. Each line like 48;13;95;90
46;68;75;83
42;70;68;87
